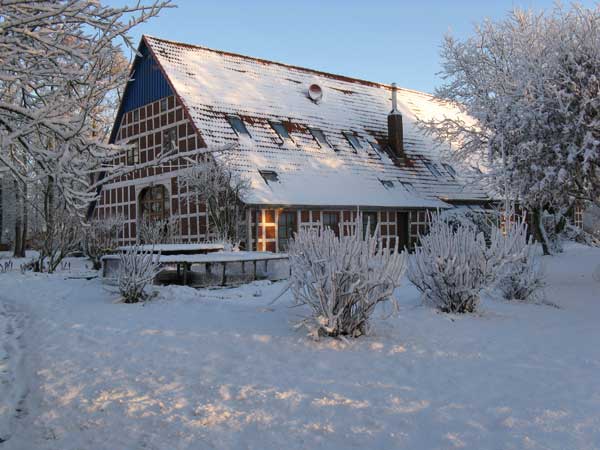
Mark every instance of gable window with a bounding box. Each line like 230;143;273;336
343;132;362;152
379;179;394;189
160;97;168;112
140;185;167;221
269;121;293;144
259;170;279;185
126;140;139;165
442;163;457;178
424;161;442;177
309;127;331;148
322;211;339;235
163;127;177;153
227;115;251;138
133;109;139;122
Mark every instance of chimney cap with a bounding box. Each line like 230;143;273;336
390;82;400;115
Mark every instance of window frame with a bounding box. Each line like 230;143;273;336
269;120;293;144
140;185;167;221
309;127;332;149
362;211;378;237
368;141;383;158
160;97;168;112
259;169;279;185
162;126;178;154
342;131;363;152
424;161;443;177
277;210;297;252
126;140;139;165
227;115;252;138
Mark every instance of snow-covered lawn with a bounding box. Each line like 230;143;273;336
1;244;599;449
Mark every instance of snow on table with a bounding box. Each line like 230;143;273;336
116;243;224;254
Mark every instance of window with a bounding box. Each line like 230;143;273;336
227;115;251;138
400;180;414;191
163;127;177;153
126;140;139;165
379;179;394;189
322;211;339;235
269;121;293;144
424;162;442;177
278;211;297;252
259;170;279;184
309;128;331;148
368;141;383;158
133;109;139;122
160;97;168;112
442;163;457;178
343;132;362;151
140;185;167;221
362;212;378;236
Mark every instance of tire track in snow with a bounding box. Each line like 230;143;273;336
0;299;28;444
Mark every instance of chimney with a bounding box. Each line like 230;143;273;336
387;83;405;161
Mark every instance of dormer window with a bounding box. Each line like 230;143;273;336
309;127;331;148
424;162;442;177
227;115;251;138
368;141;383;158
442;163;457;178
400;180;414;191
343;132;362;152
269;121;293;144
379;179;394;189
259;170;279;184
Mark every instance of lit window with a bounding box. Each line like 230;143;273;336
309;128;331;148
259;170;279;184
227;115;251;138
442;163;457;178
269;121;293;144
424;162;442;177
163;127;177;153
343;132;362;151
160;97;168;112
126;140;139;165
379;179;394;189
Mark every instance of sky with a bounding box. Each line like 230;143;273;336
105;0;598;94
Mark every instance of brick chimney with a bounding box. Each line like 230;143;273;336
387;83;405;161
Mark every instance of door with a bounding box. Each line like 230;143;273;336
397;211;410;250
277;211;297;252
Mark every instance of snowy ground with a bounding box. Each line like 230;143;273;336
0;244;599;449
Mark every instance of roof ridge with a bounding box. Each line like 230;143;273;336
143;34;436;99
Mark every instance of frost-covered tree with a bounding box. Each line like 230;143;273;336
118;245;161;303
84;214;125;270
288;215;407;339
423;4;600;254
0;1;172;218
179;156;249;244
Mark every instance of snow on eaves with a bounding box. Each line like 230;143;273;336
144;36;489;209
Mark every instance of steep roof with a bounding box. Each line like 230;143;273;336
143;35;489;208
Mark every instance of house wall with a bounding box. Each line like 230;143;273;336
93;94;211;245
248;207;430;252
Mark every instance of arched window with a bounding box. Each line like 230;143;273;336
139;185;167;221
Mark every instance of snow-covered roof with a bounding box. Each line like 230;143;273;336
144;36;490;208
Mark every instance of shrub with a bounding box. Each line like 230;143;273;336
83;215;124;270
118;245;161;303
288;215;407;339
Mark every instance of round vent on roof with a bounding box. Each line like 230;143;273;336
307;84;323;103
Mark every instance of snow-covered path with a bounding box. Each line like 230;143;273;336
0;299;28;443
1;244;599;449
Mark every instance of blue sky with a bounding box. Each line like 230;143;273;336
106;0;598;94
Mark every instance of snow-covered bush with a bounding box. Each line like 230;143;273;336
409;213;545;312
84;215;124;270
408;214;493;313
118;246;161;303
138;216;180;245
288;215;407;339
494;218;545;301
440;207;500;243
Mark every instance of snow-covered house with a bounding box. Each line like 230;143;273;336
91;36;492;251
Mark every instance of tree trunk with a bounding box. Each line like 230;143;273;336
531;206;551;256
12;179;25;258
